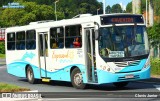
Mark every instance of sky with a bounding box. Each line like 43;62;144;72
98;0;132;10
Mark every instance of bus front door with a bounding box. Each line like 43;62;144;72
85;29;97;83
39;32;50;82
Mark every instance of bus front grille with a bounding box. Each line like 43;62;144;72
114;60;141;67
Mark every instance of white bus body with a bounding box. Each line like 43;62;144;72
5;14;150;89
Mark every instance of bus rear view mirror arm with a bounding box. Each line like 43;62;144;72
94;22;100;40
95;30;99;40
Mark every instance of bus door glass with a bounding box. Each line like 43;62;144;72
39;32;49;78
85;28;97;83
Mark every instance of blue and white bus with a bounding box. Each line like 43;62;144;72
5;13;150;89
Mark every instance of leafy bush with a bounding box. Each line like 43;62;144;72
0;42;5;54
147;23;160;47
151;58;160;75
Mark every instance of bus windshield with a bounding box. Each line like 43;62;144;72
99;25;149;58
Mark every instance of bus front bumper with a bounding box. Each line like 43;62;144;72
96;66;150;84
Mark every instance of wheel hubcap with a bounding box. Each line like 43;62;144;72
28;69;33;81
74;73;82;86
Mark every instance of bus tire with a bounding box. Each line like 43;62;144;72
113;82;129;88
26;66;37;84
71;68;86;89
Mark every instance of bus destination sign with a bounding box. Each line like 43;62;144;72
111;18;133;23
101;15;144;25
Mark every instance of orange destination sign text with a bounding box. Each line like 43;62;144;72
111;18;134;23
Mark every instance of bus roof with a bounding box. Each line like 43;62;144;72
6;13;144;32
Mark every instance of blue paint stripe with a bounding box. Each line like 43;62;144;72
7;61;87;83
119;59;147;72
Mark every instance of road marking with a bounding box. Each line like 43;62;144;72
41;98;81;100
154;85;160;91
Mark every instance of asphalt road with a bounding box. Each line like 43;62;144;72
0;63;160;100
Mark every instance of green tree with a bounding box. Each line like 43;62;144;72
154;0;160;16
1;8;26;26
141;0;147;13
0;42;5;54
105;5;111;14
56;0;102;18
0;0;14;6
126;2;132;13
23;0;53;5
148;23;160;47
111;4;122;13
147;23;160;57
0;0;103;27
1;1;55;27
126;0;149;13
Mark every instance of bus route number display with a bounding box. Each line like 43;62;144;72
109;51;124;58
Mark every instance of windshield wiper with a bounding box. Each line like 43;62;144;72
133;22;137;45
112;24;125;51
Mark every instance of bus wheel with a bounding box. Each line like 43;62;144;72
71;68;86;89
113;82;129;88
26;66;37;84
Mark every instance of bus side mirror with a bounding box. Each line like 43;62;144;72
95;30;99;40
94;22;99;40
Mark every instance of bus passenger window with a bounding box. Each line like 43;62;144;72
7;33;15;50
50;27;64;49
16;31;25;50
65;25;82;48
52;40;58;48
26;30;36;50
73;37;81;48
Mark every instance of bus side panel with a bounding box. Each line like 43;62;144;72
45;49;87;83
7;63;41;79
6;51;41;79
40;64;87;83
7;62;26;77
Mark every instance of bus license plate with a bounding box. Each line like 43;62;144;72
125;74;134;79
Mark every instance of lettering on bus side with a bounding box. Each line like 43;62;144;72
52;50;74;61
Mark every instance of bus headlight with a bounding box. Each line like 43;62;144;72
101;65;111;72
143;57;150;70
107;68;110;72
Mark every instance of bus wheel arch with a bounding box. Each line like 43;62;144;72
70;66;77;76
25;65;38;84
70;67;86;89
25;64;30;77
